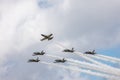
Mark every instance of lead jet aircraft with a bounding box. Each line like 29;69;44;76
40;34;53;41
28;57;40;62
54;58;66;63
32;50;45;56
63;48;74;53
84;50;96;55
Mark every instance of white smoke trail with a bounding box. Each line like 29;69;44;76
55;42;114;65
55;42;120;64
54;42;120;74
40;61;120;80
96;54;120;63
54;41;67;50
84;54;117;63
45;54;120;76
43;41;64;52
74;52;120;74
74;52;105;65
48;42;120;76
83;53;120;64
68;62;120;76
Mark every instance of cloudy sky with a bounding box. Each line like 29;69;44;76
0;0;120;80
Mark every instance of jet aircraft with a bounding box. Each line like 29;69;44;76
28;57;40;62
84;50;96;55
40;34;53;41
32;50;45;56
63;48;74;53
54;58;66;63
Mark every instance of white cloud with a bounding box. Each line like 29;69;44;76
0;0;120;80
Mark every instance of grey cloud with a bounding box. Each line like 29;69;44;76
0;0;120;80
44;0;120;50
0;45;89;80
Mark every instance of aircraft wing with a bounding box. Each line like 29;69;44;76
40;37;47;41
41;34;47;37
48;37;53;40
48;34;52;37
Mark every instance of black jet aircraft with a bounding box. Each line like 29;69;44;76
84;50;96;55
40;34;53;41
63;48;74;53
32;50;45;56
54;58;66;63
28;57;40;62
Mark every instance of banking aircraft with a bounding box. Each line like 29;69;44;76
40;34;53;41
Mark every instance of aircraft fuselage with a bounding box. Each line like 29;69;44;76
28;59;40;62
63;49;74;53
33;52;45;56
84;50;96;55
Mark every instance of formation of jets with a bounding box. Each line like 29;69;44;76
28;33;97;63
28;33;53;63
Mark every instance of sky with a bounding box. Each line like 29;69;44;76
0;0;120;80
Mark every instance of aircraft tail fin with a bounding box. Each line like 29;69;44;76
37;57;39;60
92;50;96;54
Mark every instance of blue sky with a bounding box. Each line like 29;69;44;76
97;46;120;58
0;0;120;80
